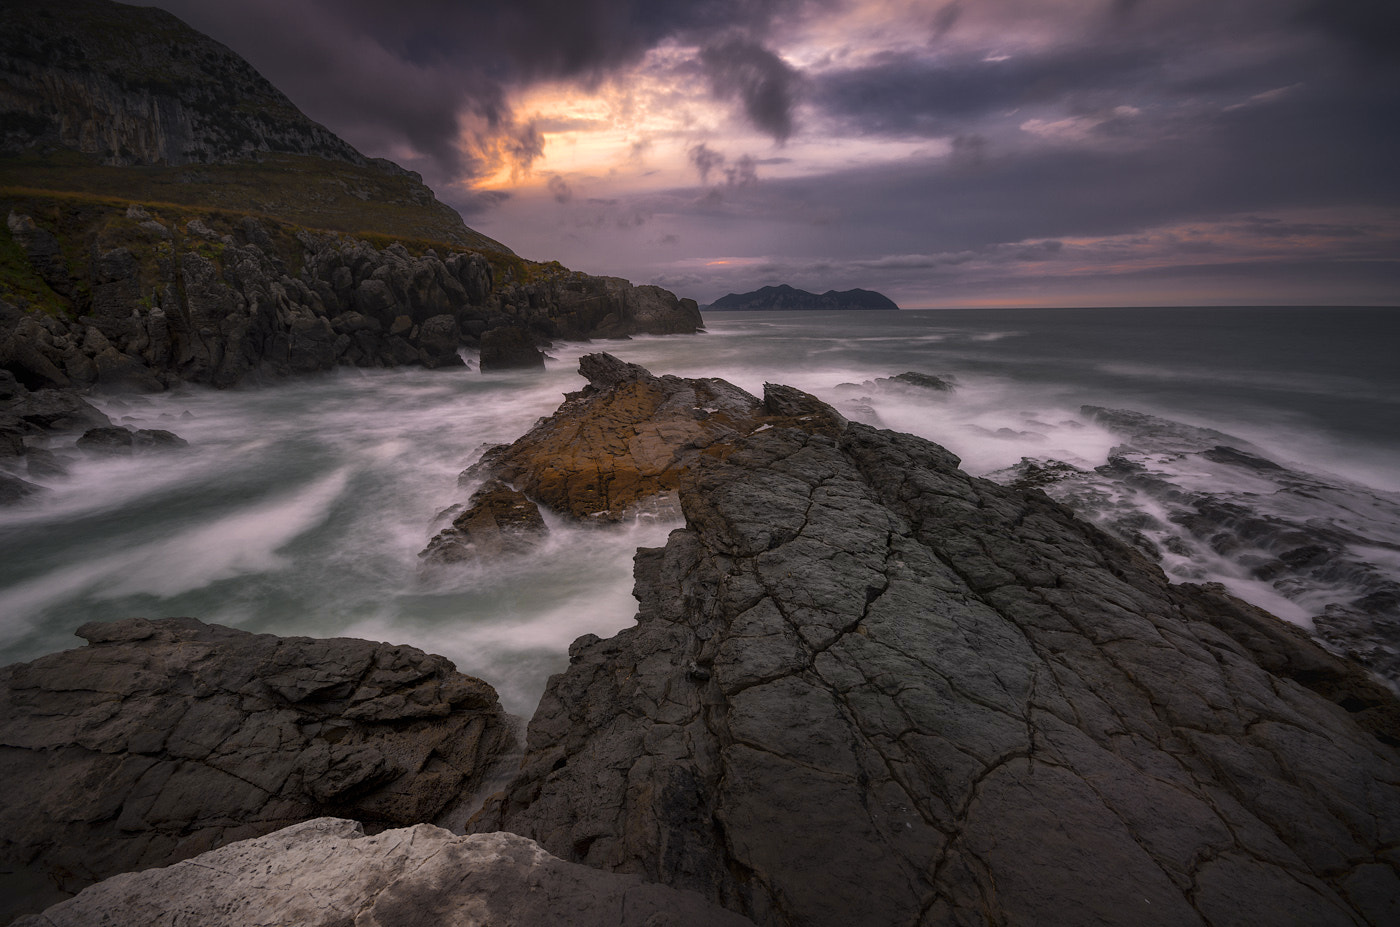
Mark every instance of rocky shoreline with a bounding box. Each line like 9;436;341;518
3;356;1398;926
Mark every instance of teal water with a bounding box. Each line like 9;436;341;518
2;307;1396;714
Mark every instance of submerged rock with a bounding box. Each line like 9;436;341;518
0;618;516;923
473;380;1400;927
75;425;188;455
15;818;756;927
420;479;548;564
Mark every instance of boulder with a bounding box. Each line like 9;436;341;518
0;618;516;923
15;818;756;927
472;374;1400;927
420;479;548;564
416;313;465;369
479;325;545;371
75;426;188;455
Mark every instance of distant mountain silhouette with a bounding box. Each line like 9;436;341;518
706;284;899;310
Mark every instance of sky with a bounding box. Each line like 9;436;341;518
137;0;1400;308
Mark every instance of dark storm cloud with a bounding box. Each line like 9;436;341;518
144;0;816;183
699;35;802;141
1297;0;1400;66
810;47;1168;137
688;143;727;184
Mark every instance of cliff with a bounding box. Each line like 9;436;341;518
0;0;497;250
0;195;701;395
0;0;703;411
707;284;898;311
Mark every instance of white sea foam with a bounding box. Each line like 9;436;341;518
2;309;1395;713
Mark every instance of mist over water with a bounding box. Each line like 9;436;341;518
2;307;1397;714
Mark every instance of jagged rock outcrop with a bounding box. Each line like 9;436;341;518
0;618;516;923
421;479;549;565
472;376;1400;927
15;818;756;927
435;354;842;538
0;370;110;501
991;405;1400;689
1;210;703;390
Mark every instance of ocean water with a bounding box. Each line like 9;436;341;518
2;306;1396;714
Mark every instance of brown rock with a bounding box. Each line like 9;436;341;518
457;354;833;522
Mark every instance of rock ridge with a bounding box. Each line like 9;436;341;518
471;370;1400;926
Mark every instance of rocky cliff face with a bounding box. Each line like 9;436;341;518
0;0;370;170
0;618;517;923
0;203;702;396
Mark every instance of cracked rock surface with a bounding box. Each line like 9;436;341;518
15;817;756;927
0;618;515;923
473;385;1400;927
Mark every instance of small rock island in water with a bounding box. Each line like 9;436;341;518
706;284;899;311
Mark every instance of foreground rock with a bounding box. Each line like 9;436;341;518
0;618;515;923
16;818;755;927
474;383;1400;926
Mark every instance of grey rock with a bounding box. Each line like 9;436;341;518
0;618;516;923
0;389;110;433
473;382;1400;927
15;818;756;927
75;426;189;455
0;471;43;505
479;325;545;371
416;313;465;369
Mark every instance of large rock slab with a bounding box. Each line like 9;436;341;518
473;384;1400;926
0;618;516;923
15;818;755;927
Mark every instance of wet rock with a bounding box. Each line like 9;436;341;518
879;370;956;392
1;388;110;433
0;471;43;504
0;618;516;922
460;354;769;521
420;479;548;564
473;381;1400;927
75;426;188;455
15;818;756;927
479;325;545;370
415;313;465;369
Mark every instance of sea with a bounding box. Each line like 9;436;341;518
2;306;1397;715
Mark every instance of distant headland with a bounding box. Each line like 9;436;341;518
704;284;899;311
